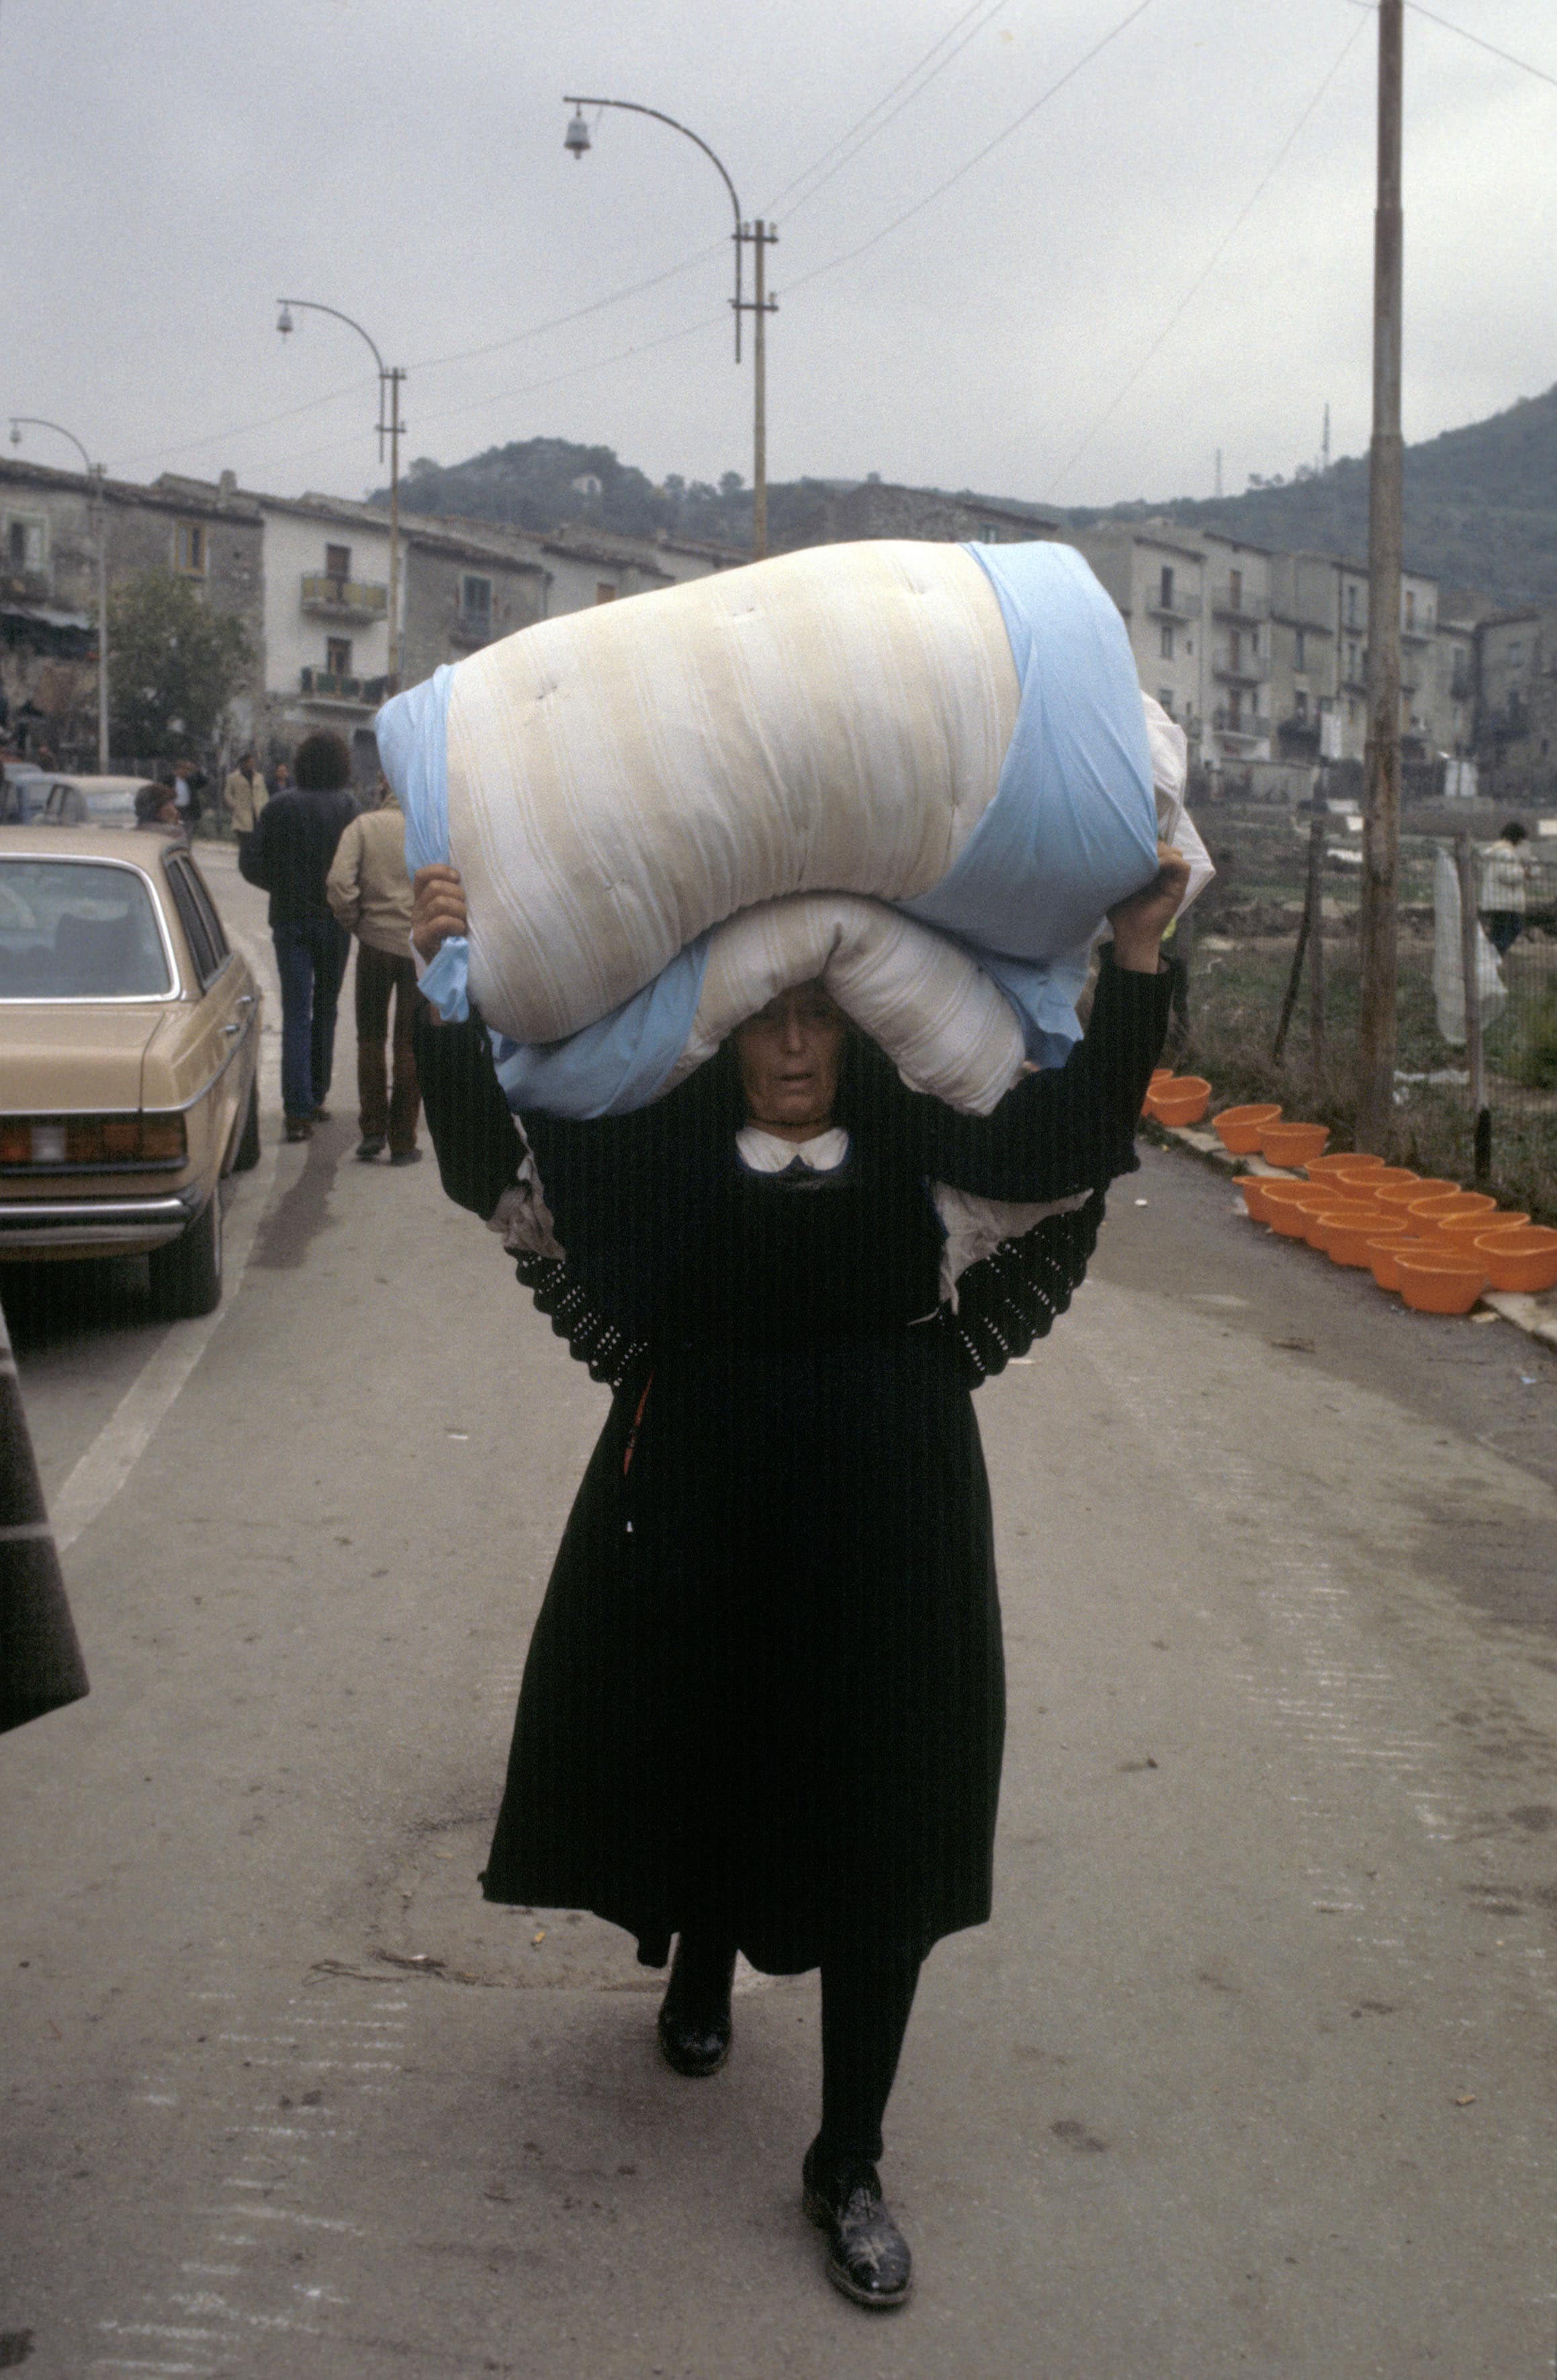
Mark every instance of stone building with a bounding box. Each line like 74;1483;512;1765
1;457;263;764
1476;607;1557;800
1065;523;1207;742
774;480;1054;551
249;491;547;781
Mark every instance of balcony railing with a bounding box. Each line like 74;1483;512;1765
1145;590;1201;621
1213;650;1272;685
300;574;388;621
299;666;388;707
1211;588;1271;621
1212;709;1265;740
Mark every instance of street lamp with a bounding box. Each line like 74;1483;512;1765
562;97;777;559
275;300;406;690
9;417;109;770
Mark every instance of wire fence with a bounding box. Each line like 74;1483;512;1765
1176;801;1557;1225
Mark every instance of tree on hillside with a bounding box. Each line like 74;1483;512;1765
107;570;251;762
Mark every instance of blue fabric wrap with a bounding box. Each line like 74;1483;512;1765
373;541;1159;1115
901;540;1159;1066
375;666;468;1019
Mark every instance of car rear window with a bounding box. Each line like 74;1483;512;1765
0;860;173;999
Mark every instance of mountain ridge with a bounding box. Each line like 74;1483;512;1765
375;382;1557;610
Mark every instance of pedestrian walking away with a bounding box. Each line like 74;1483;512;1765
239;731;357;1139
224;750;268;852
410;842;1187;2311
1480;820;1531;956
326;777;423;1164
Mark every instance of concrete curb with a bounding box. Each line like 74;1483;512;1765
1148;1121;1557;1356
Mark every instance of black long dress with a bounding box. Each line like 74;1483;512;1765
415;954;1171;1976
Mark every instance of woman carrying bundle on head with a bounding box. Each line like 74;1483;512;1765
408;831;1186;2311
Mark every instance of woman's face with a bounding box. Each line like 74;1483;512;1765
734;982;845;1135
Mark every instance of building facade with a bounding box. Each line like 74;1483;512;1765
1;458;263;764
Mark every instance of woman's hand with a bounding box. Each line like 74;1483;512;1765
1107;842;1192;973
412;864;468;962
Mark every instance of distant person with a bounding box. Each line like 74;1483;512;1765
171;761;206;829
239;730;358;1141
134;783;183;834
224;751;267;848
326;777;424;1165
271;761;292;797
1480;820;1531;956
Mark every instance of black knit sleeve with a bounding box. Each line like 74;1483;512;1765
412;1006;524;1221
898;952;1171;1200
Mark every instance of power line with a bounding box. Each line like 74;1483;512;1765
1042;11;1370;499
214;313;729;485
1345;0;1556;88
113;374;376;475
765;0;1008;222
406;240;727;373
778;0;1159;300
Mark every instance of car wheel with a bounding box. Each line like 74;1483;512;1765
232;1077;261;1173
146;1191;224;1320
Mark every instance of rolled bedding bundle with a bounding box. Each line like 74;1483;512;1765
378;537;1211;1118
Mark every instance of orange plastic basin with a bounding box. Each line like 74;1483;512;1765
1439;1208;1528;1248
1259;1121;1331;1166
1305;1151;1383;1182
1474;1224;1557;1294
1314;1205;1396;1266
1331;1163;1417;1194
1262;1182;1327;1237
1374;1174;1448;1211
1149;1075;1212;1127
1295;1190;1350;1247
1235;1176;1274;1221
1214;1102;1283;1155
1395;1251;1488;1315
1366;1232;1433;1290
1406;1193;1497;1239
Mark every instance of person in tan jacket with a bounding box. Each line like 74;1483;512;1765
326;781;422;1163
224;752;267;841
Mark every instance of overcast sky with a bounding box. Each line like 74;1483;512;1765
3;0;1553;516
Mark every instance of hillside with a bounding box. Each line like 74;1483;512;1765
377;384;1557;609
1061;384;1557;607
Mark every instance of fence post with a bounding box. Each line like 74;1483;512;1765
1308;807;1327;1089
1454;830;1491;1186
1272;830;1315;1067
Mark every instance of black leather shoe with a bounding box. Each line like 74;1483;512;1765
802;2140;912;2310
656;1937;736;2077
356;1136;385;1161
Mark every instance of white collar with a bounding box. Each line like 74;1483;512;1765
736;1124;852;1176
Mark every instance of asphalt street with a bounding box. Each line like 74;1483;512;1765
5;846;1557;2377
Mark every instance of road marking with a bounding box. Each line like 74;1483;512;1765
51;930;285;1555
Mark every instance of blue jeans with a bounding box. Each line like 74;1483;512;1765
273;919;351;1120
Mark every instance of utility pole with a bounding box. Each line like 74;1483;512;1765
1355;0;1405;1151
1322;401;1331;476
277;302;405;693
385;366;405;691
564;101;775;560
748;221;777;559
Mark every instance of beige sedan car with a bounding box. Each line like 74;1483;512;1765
0;825;262;1317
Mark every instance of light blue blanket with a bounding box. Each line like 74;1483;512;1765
377;541;1157;1118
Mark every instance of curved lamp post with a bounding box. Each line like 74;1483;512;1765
562;98;776;558
9;417;109;768
276;300;406;689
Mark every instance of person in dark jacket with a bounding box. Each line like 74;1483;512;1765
409;846;1184;2311
239;731;357;1139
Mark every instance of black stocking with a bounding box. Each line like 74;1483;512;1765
817;1941;923;2170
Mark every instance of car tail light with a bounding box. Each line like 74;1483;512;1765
0;1113;188;1167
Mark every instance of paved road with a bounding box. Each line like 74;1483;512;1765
5;852;1557;2377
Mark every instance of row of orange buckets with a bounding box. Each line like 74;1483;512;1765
1147;1077;1557;1314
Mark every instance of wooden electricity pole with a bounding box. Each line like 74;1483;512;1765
1355;0;1405;1149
